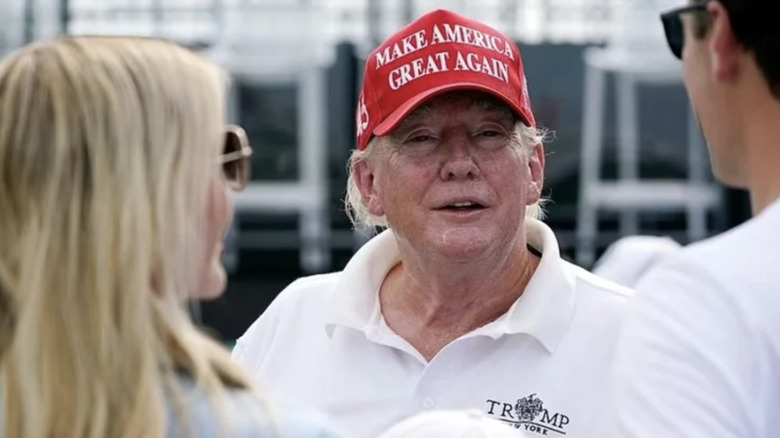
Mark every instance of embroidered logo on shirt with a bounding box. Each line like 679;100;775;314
486;393;570;435
516;393;544;421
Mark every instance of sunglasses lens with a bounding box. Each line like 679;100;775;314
662;14;685;59
223;129;249;190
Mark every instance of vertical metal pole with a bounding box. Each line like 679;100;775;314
367;0;381;48
502;0;519;36
152;0;163;37
23;0;35;43
401;0;413;24
60;0;70;35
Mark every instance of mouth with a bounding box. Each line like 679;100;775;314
436;201;487;212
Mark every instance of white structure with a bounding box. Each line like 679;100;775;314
207;0;338;273
0;0;62;55
575;0;723;267
5;0;706;272
6;0;339;273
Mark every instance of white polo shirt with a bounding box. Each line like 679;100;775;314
233;219;633;438
609;198;780;438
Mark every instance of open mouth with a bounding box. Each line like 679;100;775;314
438;201;486;212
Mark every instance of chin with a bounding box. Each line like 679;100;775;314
711;158;747;189
428;227;497;260
195;263;228;300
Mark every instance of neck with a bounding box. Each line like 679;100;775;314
742;94;780;215
380;232;540;361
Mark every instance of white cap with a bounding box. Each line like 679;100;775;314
377;410;531;438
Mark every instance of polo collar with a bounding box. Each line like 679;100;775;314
324;219;576;353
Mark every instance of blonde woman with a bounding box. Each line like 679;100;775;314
0;36;344;438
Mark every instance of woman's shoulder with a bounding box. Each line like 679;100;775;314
167;377;346;438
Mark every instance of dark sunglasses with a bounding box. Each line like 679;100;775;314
221;125;253;191
660;1;712;59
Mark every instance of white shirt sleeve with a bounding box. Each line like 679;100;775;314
609;259;761;438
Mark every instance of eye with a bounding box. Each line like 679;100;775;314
473;126;510;150
399;131;438;156
408;134;435;143
477;130;503;138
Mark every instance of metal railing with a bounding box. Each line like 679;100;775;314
0;0;676;273
2;0;620;54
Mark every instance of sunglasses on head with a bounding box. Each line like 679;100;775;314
660;1;712;59
221;125;252;191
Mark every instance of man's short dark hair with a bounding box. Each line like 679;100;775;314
694;0;780;99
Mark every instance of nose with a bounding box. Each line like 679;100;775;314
439;135;480;181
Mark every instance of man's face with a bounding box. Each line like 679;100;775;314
355;92;544;262
681;1;745;186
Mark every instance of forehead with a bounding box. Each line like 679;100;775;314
398;91;516;127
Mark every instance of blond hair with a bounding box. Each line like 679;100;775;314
345;122;547;229
0;36;254;438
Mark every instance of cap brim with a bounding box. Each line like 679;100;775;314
373;82;534;137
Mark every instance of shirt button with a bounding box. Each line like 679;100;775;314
422;397;435;409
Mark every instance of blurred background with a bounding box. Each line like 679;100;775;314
0;0;751;345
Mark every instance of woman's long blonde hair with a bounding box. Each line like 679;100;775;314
0;36;253;437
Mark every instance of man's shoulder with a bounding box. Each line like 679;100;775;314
565;260;635;302
285;271;342;294
555;260;634;331
270;272;342;311
244;272;342;326
610;225;780;438
546;260;634;349
679;202;780;270
631;221;780;332
647;210;779;291
232;272;343;364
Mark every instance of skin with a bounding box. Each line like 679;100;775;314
682;1;780;214
196;144;235;300
355;91;545;361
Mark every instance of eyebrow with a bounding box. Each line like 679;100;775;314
391;106;434;137
391;100;515;140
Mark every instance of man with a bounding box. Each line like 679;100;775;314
234;9;632;438
609;1;780;437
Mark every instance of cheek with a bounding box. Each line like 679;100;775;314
207;179;233;237
488;155;533;205
196;179;233;299
374;177;411;218
683;61;716;140
682;45;712;104
376;161;434;209
683;61;698;100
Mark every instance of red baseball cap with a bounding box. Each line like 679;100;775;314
355;9;536;150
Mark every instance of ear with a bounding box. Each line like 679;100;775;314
353;158;385;217
708;1;741;82
526;144;545;205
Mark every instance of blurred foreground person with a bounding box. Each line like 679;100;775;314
610;1;780;437
235;9;633;438
378;410;531;438
0;36;343;438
